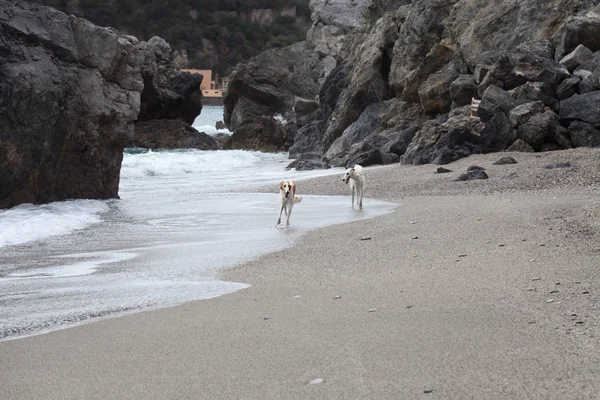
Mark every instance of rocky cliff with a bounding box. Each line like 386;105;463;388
0;0;210;209
225;0;600;169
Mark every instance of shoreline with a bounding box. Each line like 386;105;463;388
2;148;600;399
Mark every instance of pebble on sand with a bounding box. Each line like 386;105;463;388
309;378;324;385
360;236;372;241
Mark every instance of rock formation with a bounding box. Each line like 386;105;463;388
225;0;600;169
0;0;204;209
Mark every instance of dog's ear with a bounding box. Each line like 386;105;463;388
351;168;355;172
279;181;284;190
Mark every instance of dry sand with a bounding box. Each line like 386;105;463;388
2;149;600;399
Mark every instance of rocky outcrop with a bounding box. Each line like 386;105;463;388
134;120;217;150
227;0;600;167
0;0;203;209
0;0;143;209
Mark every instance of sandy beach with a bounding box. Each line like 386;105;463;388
2;149;600;399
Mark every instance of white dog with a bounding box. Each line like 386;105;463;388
277;180;302;227
343;165;365;209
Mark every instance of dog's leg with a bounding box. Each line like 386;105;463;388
286;202;293;227
358;185;363;209
277;202;285;225
351;184;355;208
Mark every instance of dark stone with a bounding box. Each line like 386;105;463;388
450;74;479;108
286;159;331;171
480;112;516;153
288;121;325;159
493;156;518;165
559;44;593;72
360;133;390;152
509;81;559;111
517;111;570;151
467;165;486;171
568;121;600;147
506;139;535;152
229;116;286;152
511;52;570;89
436;167;452;173
418;62;460;115
556;14;600;61
0;0;181;208
213;133;232;150
509;101;545;127
543;162;571;169
540;142;561;152
455;170;489;181
133;120;218;150
559;92;600;126
380;126;421;156
215;121;227;130
478;86;518;122
347;150;383;168
382;153;400;164
516;39;554;59
555;76;581;101
401;116;484;165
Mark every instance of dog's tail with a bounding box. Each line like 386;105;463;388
293;195;303;204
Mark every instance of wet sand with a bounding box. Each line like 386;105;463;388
2;149;600;399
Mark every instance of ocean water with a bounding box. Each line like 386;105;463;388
192;105;230;135
0;111;397;341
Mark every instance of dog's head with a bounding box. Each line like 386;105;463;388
280;181;294;198
342;168;355;184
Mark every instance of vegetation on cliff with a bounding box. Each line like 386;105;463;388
34;0;311;75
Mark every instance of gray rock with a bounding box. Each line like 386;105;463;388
518;111;570;151
451;74;479;108
555;13;600;61
516;39;554;59
288;121;325;159
493;156;518;165
380;126;421;156
230;115;287;152
324;99;421;162
436;167;452;173
559;92;600;126
559;44;594;72
382;153;400;164
568;121;600;147
134;120;217;150
555;76;581;100
478;86;518;122
455;170;489;181
509;101;545;127
310;0;373;30
0;0;144;208
401;117;484;165
467;165;486;171
511;52;570;90
347;149;383;168
506;139;535;153
509;81;559;111
480;112;516;153
286;159;331;171
418;63;460;115
322;13;401;149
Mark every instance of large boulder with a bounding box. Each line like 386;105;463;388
451;74;479;108
133;120;217;150
477;85;518;122
310;0;374;30
559;91;600;126
288;121;325;159
509;81;559;111
323;99;421;162
509;101;545;127
137;38;203;126
555;12;600;61
224;41;326;152
418;62;460;115
480;112;516;153
568;121;600;147
559;44;594;72
518;111;571;150
0;0;144;209
401;115;484;165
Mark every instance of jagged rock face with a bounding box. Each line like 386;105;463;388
0;0;203;209
134;120;217;150
0;0;143;209
224;41;324;152
310;0;374;30
228;0;600;165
